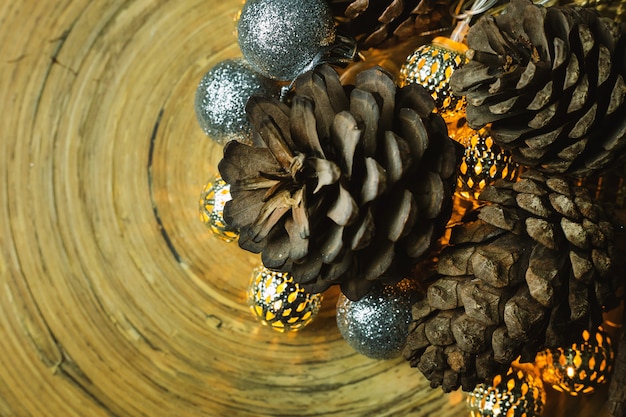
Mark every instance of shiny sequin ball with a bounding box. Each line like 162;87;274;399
535;327;614;396
456;127;518;199
336;280;416;360
248;267;323;332
467;367;546;417
194;58;277;145
199;174;239;242
399;37;468;123
237;0;336;81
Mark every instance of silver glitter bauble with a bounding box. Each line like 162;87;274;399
194;58;277;145
336;280;417;360
237;0;336;81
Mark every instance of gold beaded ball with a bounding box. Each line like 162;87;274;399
199;173;239;242
535;327;614;396
455;126;518;199
399;37;468;123
248;266;323;333
467;367;546;417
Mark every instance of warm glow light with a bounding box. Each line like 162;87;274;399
398;37;468;124
467;367;545;417
536;327;614;396
453;126;518;200
199;173;239;242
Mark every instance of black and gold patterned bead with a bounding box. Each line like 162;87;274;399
199;173;239;242
456;126;518;199
399;37;468;123
248;267;322;332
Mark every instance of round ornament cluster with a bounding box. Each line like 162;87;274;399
467;367;545;417
199;174;239;242
194;58;277;145
336;280;417;360
237;0;336;81
248;267;323;332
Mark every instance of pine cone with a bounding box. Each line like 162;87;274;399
450;0;626;177
218;64;460;300
328;0;454;49
403;170;620;391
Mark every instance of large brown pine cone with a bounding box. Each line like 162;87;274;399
218;64;461;300
450;0;626;177
328;0;454;49
403;170;620;391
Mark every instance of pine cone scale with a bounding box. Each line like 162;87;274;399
327;184;359;226
404;221;435;258
526;244;559;306
262;228;291;268
379;0;404;23
350;208;375;250
290;96;326;157
349;89;380;156
345;0;369;18
360;157;387;203
330;112;361;178
397;109;429;162
222;187;268;230
607;75;626;113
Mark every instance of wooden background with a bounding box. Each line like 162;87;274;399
0;0;614;416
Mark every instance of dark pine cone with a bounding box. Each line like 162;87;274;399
450;0;626;177
218;64;461;300
328;0;455;49
403;170;620;391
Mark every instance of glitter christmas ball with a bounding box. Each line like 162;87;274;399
535;327;614;396
467;367;546;417
399;37;468;123
455;126;518;199
336;280;417;360
237;0;336;81
194;58;277;145
199;174;239;242
248;266;323;332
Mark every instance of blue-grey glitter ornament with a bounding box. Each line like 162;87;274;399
336;280;417;360
194;58;277;145
237;0;336;81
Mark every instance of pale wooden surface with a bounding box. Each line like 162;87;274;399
0;0;613;416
